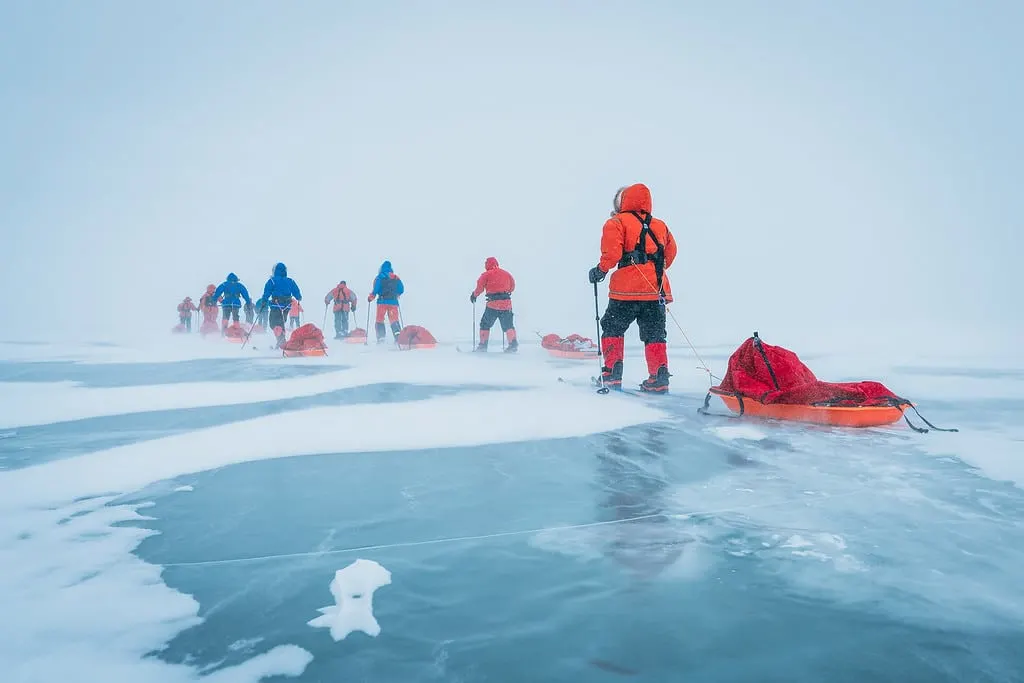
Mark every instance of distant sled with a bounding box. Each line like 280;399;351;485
281;323;328;357
540;333;599;360
224;323;246;343
395;325;437;350
345;328;367;344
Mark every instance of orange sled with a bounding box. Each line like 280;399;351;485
546;348;599;360
346;328;368;344
701;333;958;433
282;347;327;358
709;387;906;428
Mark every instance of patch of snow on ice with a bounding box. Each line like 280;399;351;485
173;485;194;492
918;428;1024;490
308;559;392;641
709;424;767;441
0;495;311;682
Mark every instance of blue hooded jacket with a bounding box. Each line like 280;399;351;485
212;273;252;308
262;263;302;309
371;261;404;305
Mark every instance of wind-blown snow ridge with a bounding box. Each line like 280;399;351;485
0;386;665;509
0;350;559;429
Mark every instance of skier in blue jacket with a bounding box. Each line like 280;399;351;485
367;260;405;343
260;263;302;348
212;273;252;334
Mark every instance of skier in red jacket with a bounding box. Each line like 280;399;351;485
471;257;518;353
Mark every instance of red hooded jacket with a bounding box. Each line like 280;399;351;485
473;257;515;310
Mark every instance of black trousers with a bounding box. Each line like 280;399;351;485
600;299;666;343
480;307;514;332
222;307;240;323
269;308;287;334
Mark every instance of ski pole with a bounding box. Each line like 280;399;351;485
322;303;328;331
593;281;608;394
472;300;477;348
240;309;261;351
364;304;371;346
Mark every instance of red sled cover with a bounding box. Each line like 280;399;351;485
282;323;327;351
396;325;437;349
713;333;900;407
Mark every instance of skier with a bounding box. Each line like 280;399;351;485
367;260;404;343
470;256;518;352
325;280;358;339
259;262;303;348
254;297;269;329
176;297;197;332
212;273;252;334
288;297;304;329
244;300;255;325
198;284;220;332
588;183;678;393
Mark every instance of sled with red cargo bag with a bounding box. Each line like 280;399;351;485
540;333;599;360
281;323;328;357
396;325;437;350
224;323;246;343
700;332;957;433
345;328;367;344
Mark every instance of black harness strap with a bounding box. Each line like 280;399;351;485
751;332;780;391
697;390;745;419
486;292;511;302
617;211;666;296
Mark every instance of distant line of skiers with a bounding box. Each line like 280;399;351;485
175;183;675;392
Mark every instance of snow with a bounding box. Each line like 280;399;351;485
918;428;1024;489
308;559;392;641
173;485;194;492
0;495;312;683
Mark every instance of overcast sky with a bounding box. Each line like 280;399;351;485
2;0;1020;354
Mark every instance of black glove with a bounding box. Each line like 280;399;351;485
470;293;478;304
588;266;607;284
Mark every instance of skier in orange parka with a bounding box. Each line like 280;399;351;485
588;183;677;393
470;257;518;352
324;281;358;339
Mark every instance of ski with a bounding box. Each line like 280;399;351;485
456;345;519;356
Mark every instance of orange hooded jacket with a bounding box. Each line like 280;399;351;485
597;183;677;303
289;299;304;318
472;257;515;311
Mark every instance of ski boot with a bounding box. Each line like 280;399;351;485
600;361;623;391
504;339;518;353
640;366;671;393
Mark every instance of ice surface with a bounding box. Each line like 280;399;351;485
0;386;665;509
308;559;392;640
0;495;312;683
